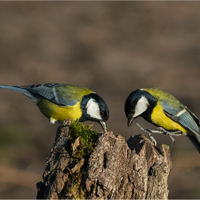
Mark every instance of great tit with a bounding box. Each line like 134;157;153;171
124;88;200;153
0;83;109;131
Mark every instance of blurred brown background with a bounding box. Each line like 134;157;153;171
0;2;200;199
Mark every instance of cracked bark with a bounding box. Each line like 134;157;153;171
37;120;172;199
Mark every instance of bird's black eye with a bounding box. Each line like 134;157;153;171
130;109;135;114
100;110;106;116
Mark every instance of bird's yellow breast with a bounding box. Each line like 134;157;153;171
37;99;82;122
151;102;187;133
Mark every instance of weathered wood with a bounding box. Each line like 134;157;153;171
37;120;172;199
37;119;73;199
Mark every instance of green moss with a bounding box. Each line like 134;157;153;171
68;171;85;200
67;120;99;199
68;120;99;161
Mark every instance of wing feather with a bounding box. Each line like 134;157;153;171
161;100;199;133
185;107;200;127
161;99;200;153
24;84;78;106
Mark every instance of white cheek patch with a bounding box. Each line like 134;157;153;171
133;96;149;118
86;98;102;120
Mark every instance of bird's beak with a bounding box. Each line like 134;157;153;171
100;121;107;132
127;114;134;127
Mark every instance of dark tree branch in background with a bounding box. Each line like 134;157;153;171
37;120;172;199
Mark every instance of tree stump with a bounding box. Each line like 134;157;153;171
37;120;172;199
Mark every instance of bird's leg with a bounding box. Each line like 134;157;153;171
135;123;157;146
157;127;183;136
168;135;175;143
157;127;183;143
135;123;183;144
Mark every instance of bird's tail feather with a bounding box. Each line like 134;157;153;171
0;85;36;102
187;135;200;154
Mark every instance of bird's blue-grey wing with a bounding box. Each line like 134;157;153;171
161;100;200;133
161;100;200;154
25;84;78;106
185;107;200;127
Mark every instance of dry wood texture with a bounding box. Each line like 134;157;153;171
37;120;172;199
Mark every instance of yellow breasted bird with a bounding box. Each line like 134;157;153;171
124;88;200;153
0;83;109;131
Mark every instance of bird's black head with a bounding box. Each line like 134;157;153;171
124;89;156;127
80;93;109;131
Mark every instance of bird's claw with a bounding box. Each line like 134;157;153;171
135;123;157;146
145;129;157;146
157;127;181;143
168;135;175;143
